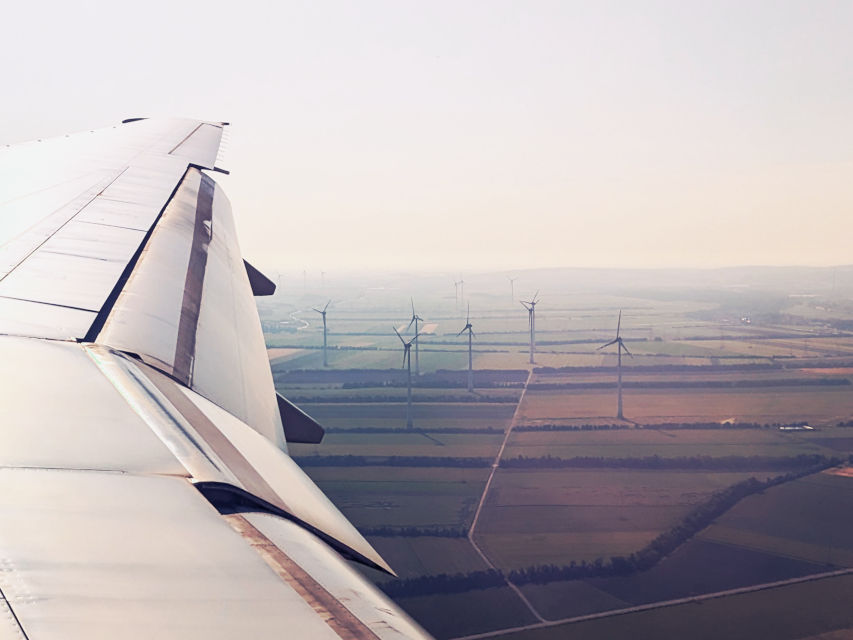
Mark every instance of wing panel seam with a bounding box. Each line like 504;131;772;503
83;166;191;343
0;167;129;284
224;514;381;640
0;587;29;640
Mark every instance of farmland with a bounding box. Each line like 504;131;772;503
475;469;771;568
497;573;853;640
265;267;853;639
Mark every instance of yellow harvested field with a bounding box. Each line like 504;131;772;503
266;347;306;362
824;465;853;478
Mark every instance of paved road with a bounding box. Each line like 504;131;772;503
467;370;545;623
290;310;310;330
452;567;853;640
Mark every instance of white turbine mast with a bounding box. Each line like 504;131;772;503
457;303;475;392
312;300;331;367
597;310;633;420
407;298;424;376
520;290;539;365
394;327;421;429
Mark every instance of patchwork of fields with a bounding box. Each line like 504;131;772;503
500;573;853;640
265;282;853;639
476;469;775;568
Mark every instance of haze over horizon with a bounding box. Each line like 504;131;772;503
2;1;851;273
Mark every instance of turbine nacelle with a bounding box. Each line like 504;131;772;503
394;327;421;367
457;304;475;336
312;299;331;316
598;310;632;357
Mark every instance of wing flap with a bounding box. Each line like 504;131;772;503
97;168;285;449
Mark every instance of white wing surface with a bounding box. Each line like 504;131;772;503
0;119;431;640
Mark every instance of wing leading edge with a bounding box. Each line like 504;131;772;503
0;119;431;639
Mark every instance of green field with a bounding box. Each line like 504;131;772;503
475;469;770;569
301;466;489;529
277;386;523;402
509;469;853;621
296;402;517;429
397;587;539;640
291;430;505;459
499;573;853;640
698;470;853;567
367;536;489;579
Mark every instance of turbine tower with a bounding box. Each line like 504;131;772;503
457;304;475;392
597;310;633;420
394;328;420;428
313;300;331;367
508;276;517;303
455;278;465;308
520;291;539;365
407;298;424;375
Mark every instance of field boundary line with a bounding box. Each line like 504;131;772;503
451;567;853;640
466;370;546;623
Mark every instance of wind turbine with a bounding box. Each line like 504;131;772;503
407;298;424;375
508;276;517;303
598;310;632;420
313;300;331;367
455;278;465;308
394;327;420;428
457;304;475;391
520;291;539;365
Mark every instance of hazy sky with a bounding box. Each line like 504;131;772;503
2;1;852;272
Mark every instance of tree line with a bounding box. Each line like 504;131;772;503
508;458;842;585
362;526;467;537
285;393;518;404
379;569;505;598
324;426;504;434
377;459;844;598
501;454;833;471
527;378;849;391
293;453;832;470
294;455;491;468
514;420;812;432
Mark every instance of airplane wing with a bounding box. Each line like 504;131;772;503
0;118;431;639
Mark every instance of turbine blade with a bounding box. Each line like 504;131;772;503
406;318;415;331
324;300;331;312
621;341;633;358
457;327;466;337
467;303;470;324
411;297;415;316
597;339;618;350
393;327;405;344
617;310;622;338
